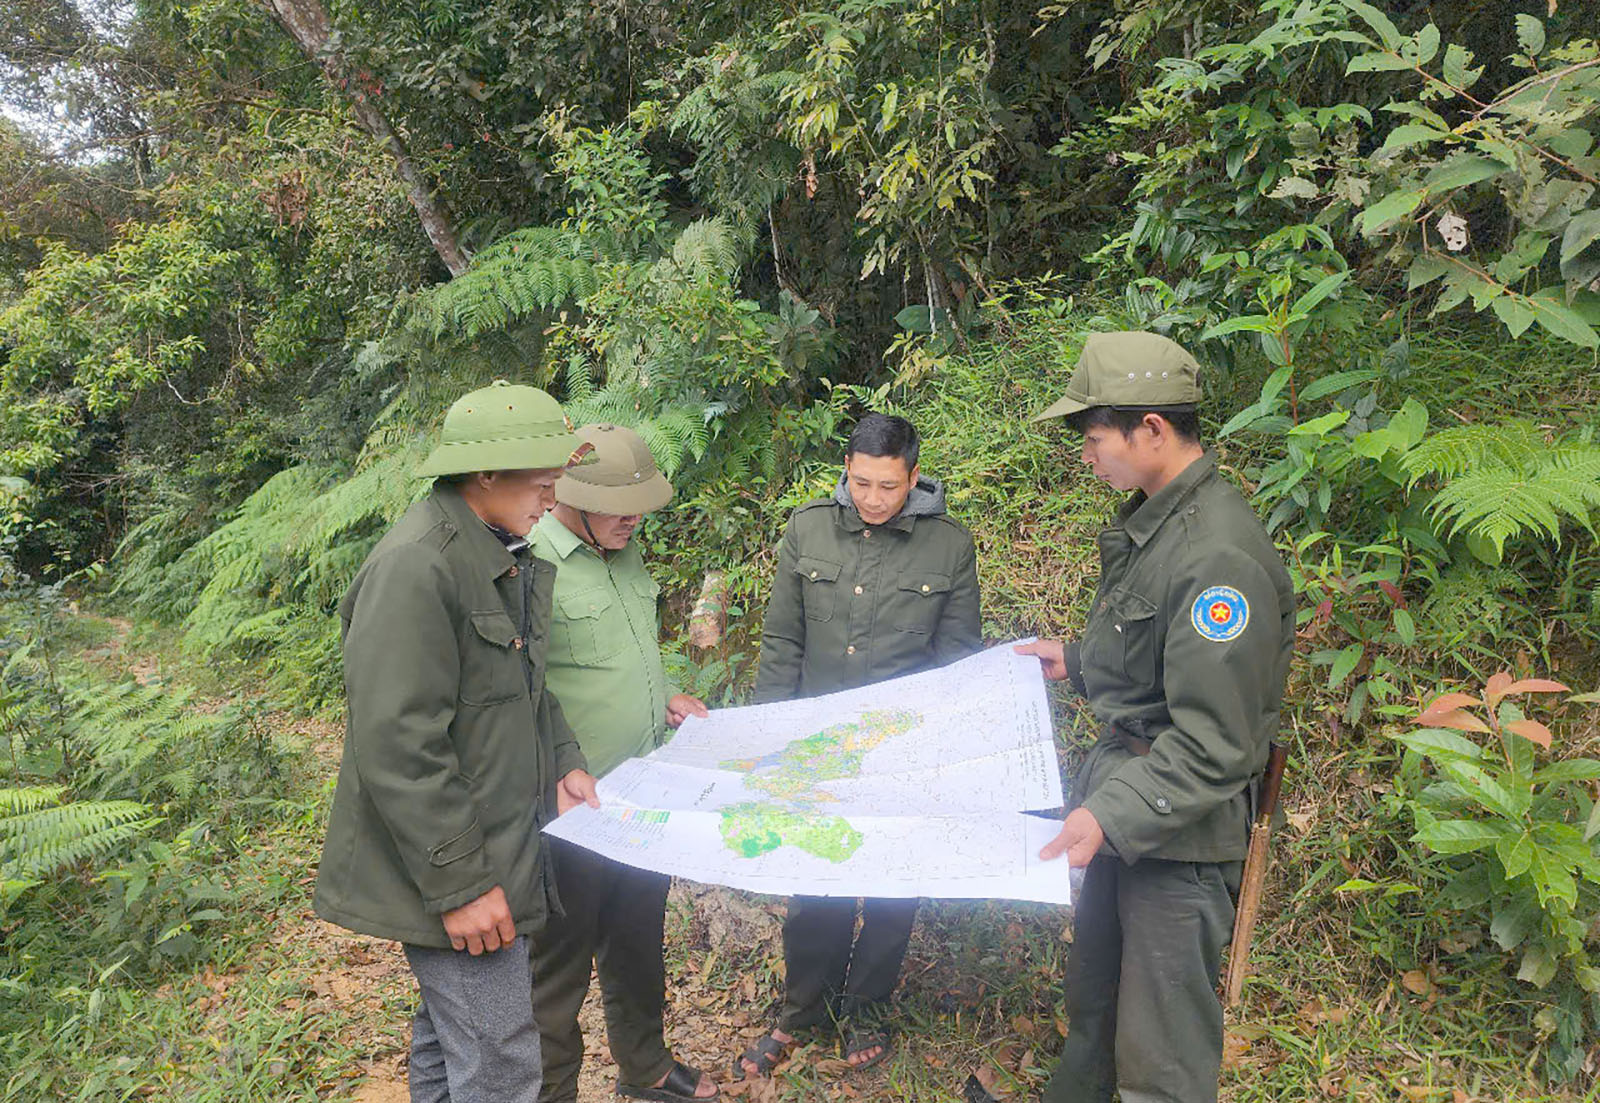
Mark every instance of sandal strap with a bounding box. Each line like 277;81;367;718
737;1033;788;1075
659;1061;706;1096
842;1025;890;1058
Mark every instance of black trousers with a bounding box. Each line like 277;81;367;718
1042;855;1240;1103
778;894;918;1033
529;839;674;1102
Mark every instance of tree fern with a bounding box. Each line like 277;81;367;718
1400;421;1548;487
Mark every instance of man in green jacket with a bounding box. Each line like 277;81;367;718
1010;333;1295;1103
526;423;718;1103
314;380;601;1103
735;412;983;1080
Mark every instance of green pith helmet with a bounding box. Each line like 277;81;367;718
554;423;673;516
416;380;583;477
1032;331;1202;422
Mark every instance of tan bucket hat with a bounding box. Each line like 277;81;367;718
1033;331;1202;422
416;380;585;476
554;424;673;515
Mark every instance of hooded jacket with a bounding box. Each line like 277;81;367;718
753;473;983;703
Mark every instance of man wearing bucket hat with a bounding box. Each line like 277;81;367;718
999;333;1294;1103
315;379;601;1103
525;423;719;1103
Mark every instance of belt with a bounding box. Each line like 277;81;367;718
1115;725;1154;756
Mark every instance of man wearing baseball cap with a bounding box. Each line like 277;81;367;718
1009;332;1295;1103
315;379;601;1103
525;423;718;1103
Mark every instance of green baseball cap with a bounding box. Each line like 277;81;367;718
1032;331;1202;422
416;380;584;477
554;423;674;515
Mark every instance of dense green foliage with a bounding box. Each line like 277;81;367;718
3;0;1600;1096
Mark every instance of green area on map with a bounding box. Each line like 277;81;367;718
717;708;919;861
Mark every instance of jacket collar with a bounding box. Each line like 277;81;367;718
431;483;521;579
831;472;947;534
1119;451;1216;548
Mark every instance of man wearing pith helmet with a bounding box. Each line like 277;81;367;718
315;379;601;1103
526;423;719;1103
1006;332;1295;1103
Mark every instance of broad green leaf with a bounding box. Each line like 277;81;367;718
1379;123;1447;155
1528;289;1600;348
1491;294;1537;338
1392;607;1416;645
1358;189;1424;234
1495;830;1534;880
1393;728;1484;761
880;83;899;130
1424;154;1511;195
1300;369;1378;402
1518;944;1558;988
1201;314;1279;339
1528;842;1578;909
1346;52;1412;75
1342;0;1402;48
1490;898;1536;950
1414;24;1439;64
1328;641;1363;688
1290;270;1350;316
1413;819;1505;854
1587;799;1600;842
1561;209;1600;266
1388;397;1429;447
1290;410;1352;437
1442;43;1480;89
1407;255;1449;289
1441;760;1528;818
1514;14;1544;57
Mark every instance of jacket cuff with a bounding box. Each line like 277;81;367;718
1082;781;1161;866
554;741;589;781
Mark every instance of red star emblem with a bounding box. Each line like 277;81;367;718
1209;602;1231;624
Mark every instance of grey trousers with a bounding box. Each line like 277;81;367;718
1042;856;1240;1103
403;936;541;1103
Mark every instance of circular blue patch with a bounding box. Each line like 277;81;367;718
1191;585;1250;642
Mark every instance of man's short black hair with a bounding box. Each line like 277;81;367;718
1066;406;1201;444
847;412;920;470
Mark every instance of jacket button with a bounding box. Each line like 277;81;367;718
854;585;863;595
846;645;856;655
507;565;519;577
811;570;818;579
512;637;524;650
1155;796;1170;810
863;530;871;539
921;584;930;593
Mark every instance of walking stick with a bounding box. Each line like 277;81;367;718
1223;741;1289;1008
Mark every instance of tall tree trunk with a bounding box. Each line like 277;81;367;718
259;0;469;277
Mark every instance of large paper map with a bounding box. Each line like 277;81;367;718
542;643;1074;904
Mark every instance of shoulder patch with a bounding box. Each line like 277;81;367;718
1190;585;1250;642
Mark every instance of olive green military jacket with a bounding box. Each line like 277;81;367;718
314;485;588;948
1070;453;1294;865
754;475;983;703
529;513;676;780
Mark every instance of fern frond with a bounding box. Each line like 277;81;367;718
0;791;158;880
1400;421;1547;486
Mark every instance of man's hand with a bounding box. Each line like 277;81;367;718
666;693;710;729
1039;807;1105;867
1014;639;1070;682
442;885;516;954
556;769;601;815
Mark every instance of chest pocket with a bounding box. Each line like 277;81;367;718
1107;585;1162;686
890;571;952;634
795;556;842;622
555;586;629;667
461;610;526;707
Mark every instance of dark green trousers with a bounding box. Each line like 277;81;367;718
529;838;673;1103
1042;856;1239;1103
778;894;918;1033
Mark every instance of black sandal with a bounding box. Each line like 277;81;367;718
618;1059;719;1101
731;1032;790;1080
840;1023;893;1071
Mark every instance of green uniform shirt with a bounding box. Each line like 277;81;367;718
529;513;673;779
1070;453;1295;865
754;475;983;703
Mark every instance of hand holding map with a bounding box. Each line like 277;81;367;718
543;642;1074;905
